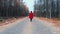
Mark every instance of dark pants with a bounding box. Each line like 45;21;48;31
30;18;32;22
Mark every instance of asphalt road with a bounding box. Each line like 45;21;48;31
0;17;60;34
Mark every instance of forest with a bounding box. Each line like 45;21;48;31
34;0;60;19
0;0;29;18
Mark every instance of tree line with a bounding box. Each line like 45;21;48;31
0;0;29;18
34;0;60;19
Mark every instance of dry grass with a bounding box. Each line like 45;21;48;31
0;17;25;26
39;17;60;27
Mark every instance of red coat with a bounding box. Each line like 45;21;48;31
29;12;34;19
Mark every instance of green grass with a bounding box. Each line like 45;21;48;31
0;19;3;22
0;17;3;22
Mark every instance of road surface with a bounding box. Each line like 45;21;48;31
0;17;60;34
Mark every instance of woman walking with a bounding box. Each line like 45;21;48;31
29;11;34;22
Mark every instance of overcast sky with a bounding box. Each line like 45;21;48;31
23;0;35;12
